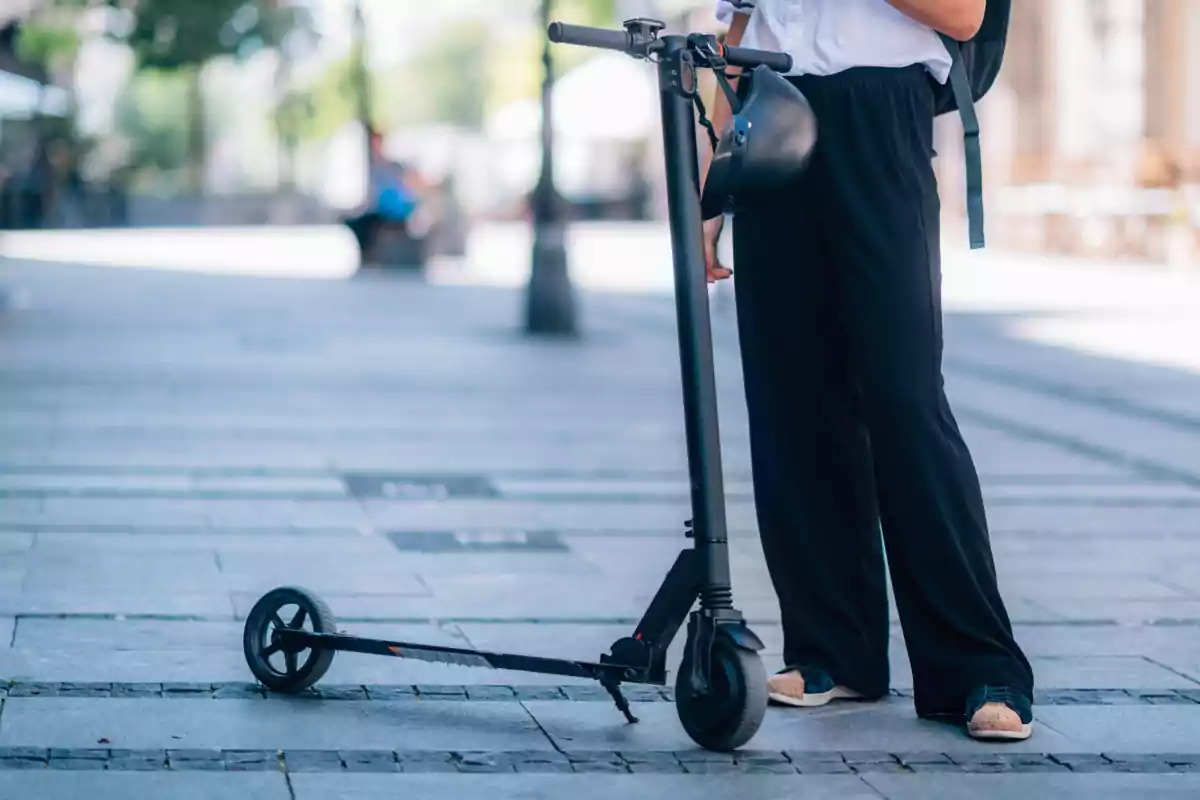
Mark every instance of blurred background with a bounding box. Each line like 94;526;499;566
0;0;1194;277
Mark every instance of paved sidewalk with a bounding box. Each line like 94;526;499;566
1;228;1200;798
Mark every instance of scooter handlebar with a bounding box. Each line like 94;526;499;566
723;44;792;73
547;22;632;52
548;22;793;73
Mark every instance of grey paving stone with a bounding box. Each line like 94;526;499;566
315;685;368;701
680;762;741;774
0;771;291;799
0;645;251;683
162;682;213;697
48;758;107;770
338;750;398;773
525;699;1082;754
1026;656;1200;690
0;534;33;555
850;761;912;774
111;683;164;698
213;682;264;699
1037;689;1139;705
167;749;227;771
415;684;466;698
514;686;566;700
734;749;792;765
106;750;166;771
0;698;555;752
841;751;900;765
624;761;682;774
57;682;113;698
363;685;416;700
561;750;625;764
738;762;799;774
570;762;630;773
515;762;576;773
7;587;233;617
12;619;242;652
1036;705;1200;753
455;762;516;773
894;752;955;766
562;685;612;701
0;748;48;762
673;749;735;763
289;773;884;799
6;682;59;697
48;748;107;761
863;773;1200;799
223;750;280;771
466;685;516;700
1032;599;1200;625
907;762;967;773
394;751;454;765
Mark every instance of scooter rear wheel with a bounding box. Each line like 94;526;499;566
675;631;768;751
243;586;337;693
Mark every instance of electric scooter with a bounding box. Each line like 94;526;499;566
242;17;794;753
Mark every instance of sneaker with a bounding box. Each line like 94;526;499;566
767;665;864;708
966;685;1034;741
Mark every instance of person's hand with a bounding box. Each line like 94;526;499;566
703;215;732;283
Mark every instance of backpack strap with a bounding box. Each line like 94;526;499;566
939;34;985;250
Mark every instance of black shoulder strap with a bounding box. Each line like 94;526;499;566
939;34;985;250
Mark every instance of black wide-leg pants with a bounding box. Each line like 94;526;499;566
731;65;1033;717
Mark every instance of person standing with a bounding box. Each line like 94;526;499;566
702;0;1035;740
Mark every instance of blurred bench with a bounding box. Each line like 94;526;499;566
361;221;426;270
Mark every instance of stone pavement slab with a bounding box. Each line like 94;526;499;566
523;699;1080;754
862;774;1200;799
0;698;554;752
0;534;31;555
0;772;290;800
4;237;1200;794
0;589;233;618
289;774;881;799
1014;656;1200;690
1035;705;1200;753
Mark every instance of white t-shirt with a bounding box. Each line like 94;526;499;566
715;0;953;84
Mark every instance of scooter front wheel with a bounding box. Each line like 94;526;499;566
674;631;768;752
243;586;337;693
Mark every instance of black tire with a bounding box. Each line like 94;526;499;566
243;586;337;693
675;631;768;752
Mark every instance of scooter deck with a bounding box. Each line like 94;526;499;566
276;629;657;684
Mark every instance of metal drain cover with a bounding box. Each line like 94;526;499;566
386;530;568;553
343;473;499;500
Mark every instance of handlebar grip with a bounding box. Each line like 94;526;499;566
548;22;632;52
723;45;792;73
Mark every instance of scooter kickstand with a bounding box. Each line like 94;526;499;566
602;679;640;724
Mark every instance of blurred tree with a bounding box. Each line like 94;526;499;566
383;20;490;131
279;0;615;139
484;0;616;117
113;68;191;186
110;0;317;191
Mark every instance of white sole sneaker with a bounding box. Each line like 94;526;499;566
768;684;864;708
968;722;1034;741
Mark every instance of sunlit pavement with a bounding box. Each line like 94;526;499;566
1;224;1200;798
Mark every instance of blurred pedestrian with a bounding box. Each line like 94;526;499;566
702;0;1034;741
343;129;424;258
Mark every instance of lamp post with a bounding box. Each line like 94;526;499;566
524;0;577;336
351;0;372;170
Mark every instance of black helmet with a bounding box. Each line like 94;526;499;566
700;64;818;220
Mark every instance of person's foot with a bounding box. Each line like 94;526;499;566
767;666;864;708
966;685;1034;741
